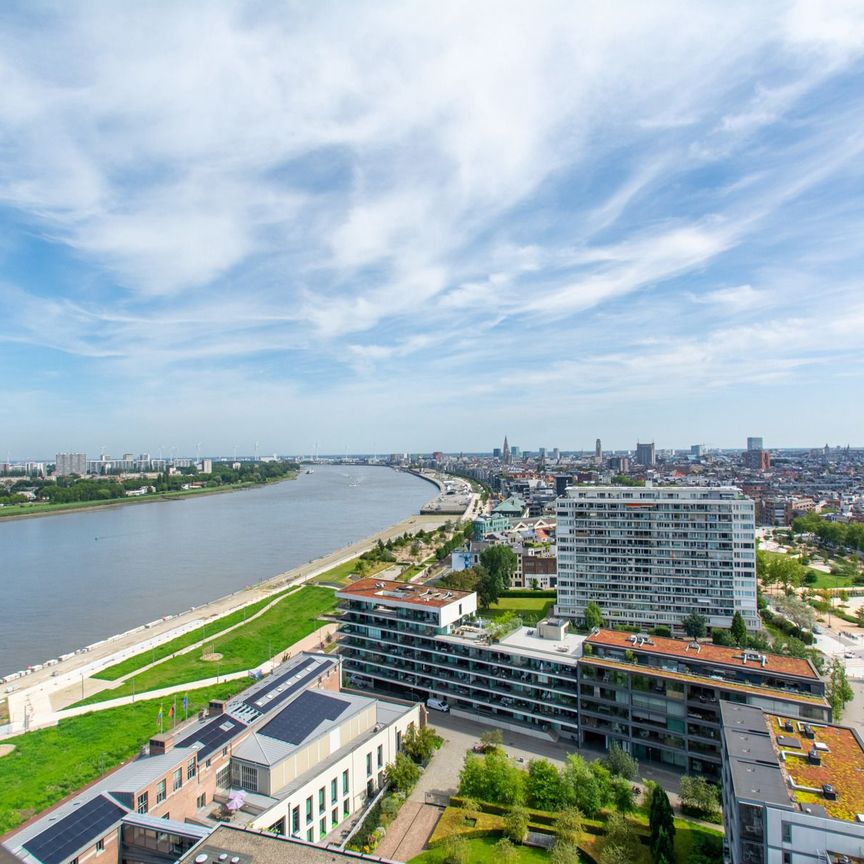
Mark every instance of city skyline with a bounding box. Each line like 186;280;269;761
1;2;864;454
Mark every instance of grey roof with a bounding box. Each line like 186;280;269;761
721;702;793;809
180;824;400;863
233;690;373;768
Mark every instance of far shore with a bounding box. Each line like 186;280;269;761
0;472;298;523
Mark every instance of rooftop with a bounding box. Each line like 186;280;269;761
180;825;398;864
767;713;864;822
338;577;472;608
587;629;818;680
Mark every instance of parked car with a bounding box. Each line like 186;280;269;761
426;697;450;712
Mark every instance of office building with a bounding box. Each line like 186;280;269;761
722;703;864;864
691;444;703;458
555;486;759;631
635;442;656;467
747;437;764;451
580;631;828;781
337;579;581;742
744;449;772;471
55;452;87;476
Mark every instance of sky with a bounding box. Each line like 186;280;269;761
1;1;864;458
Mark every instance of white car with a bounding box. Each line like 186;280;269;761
426;697;450;712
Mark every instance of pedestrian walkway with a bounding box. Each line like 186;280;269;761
374;802;441;861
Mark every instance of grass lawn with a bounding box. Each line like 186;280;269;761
309;556;392;586
806;570;858;589
94;587;297;680
76;586;336;705
0;679;246;836
480;597;555;623
672;817;724;863
410;835;571;864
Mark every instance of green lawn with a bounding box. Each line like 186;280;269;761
410;835;568;864
806;569;859;589
309;556;392;586
94;587;297;680
0;680;246;835
672;818;724;863
76;586;337;705
480;597;555;623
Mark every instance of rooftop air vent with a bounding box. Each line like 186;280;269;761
808;748;822;766
822;783;837;801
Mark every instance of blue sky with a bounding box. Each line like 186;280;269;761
1;1;864;458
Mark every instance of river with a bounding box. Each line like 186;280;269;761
0;465;435;676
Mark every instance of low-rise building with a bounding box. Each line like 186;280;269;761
722;702;864;864
2;653;419;864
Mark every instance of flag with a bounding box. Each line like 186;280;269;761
182;694;188;713
156;705;163;727
169;702;175;719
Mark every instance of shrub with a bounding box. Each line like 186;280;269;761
603;742;638;780
441;835;468;864
555;807;584;845
494;837;518;864
504;805;530;843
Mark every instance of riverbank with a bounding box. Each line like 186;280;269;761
2;480;474;731
0;471;298;522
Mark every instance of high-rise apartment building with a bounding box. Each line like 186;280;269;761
55;452;87;476
747;436;764;451
635;442;656;467
555;486;759;631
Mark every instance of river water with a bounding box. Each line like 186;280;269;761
0;465;434;676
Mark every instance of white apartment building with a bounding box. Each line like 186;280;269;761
55;452;87;476
555;485;758;631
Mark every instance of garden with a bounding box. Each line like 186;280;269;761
412;735;722;864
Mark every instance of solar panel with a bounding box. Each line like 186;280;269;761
259;690;350;745
238;657;333;717
177;715;247;759
23;794;126;864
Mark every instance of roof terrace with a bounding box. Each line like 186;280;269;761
337;578;472;609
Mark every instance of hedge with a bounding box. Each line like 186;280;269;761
427;807;504;847
500;590;558;598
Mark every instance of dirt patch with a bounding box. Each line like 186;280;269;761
0;745;16;758
201;653;223;662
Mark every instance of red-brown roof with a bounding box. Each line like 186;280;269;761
586;629;818;679
337;578;471;608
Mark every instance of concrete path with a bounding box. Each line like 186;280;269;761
374;802;441;862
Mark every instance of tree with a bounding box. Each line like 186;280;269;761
385;752;420;794
730;611;748;646
550;841;582;864
402;723;440;764
680;775;721;820
610;777;636;813
555;807;584;845
441;836;468;864
476;566;505;608
503;804;529;843
584;601;604;630
648;783;675;864
561;754;608;817
479;728;504;751
599;812;642;864
712;628;735;647
480;545;518;589
827;657;854;719
682;611;707;639
603;742;638;780
458;749;524;805
494;838;518;864
526;758;566;811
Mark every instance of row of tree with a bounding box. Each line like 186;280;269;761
793;513;864;553
439;545;519;607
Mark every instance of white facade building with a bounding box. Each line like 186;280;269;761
555;485;758;631
55;452;87;476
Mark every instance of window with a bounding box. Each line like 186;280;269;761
782;823;792;843
222;746;228;756
377;744;383;769
205;758;212;769
172;767;182;792
343;798;350;818
292;806;300;835
331;778;338;804
95;839;104;853
197;792;206;808
240;764;258;793
319;787;325;813
156;779;167;803
366;752;372;776
215;764;230;788
342;769;349;794
332;807;338;828
186;757;197;780
306;795;314;824
320;817;327;837
307;827;314;842
136;792;148;814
